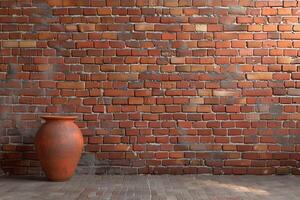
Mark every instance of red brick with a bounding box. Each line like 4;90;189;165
57;82;85;89
78;24;96;32
108;73;138;81
129;97;143;105
103;137;121;144
225;160;251;167
104;90;134;97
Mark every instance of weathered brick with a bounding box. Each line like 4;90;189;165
288;89;300;96
224;25;247;31
195;24;207;32
2;41;19;48
243;89;272;96
22;65;50;72
213;90;239;97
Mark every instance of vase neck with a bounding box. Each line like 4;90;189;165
41;116;77;122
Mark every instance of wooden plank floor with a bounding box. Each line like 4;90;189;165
0;175;299;200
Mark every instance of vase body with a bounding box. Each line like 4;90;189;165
35;116;83;181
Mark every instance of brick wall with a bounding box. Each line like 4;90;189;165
1;0;300;175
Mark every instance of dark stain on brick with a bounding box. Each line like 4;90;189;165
224;25;248;31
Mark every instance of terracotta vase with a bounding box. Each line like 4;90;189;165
35;116;83;181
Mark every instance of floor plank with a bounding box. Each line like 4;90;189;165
0;175;299;200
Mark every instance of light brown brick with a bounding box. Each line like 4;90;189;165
213;90;239;97
19;41;36;48
171;57;185;64
135;24;154;31
288;89;300;96
196;24;207;32
247;73;273;80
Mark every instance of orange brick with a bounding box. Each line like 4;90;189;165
262;8;277;16
46;0;62;6
263;25;277;32
63;0;89;6
278;25;292;31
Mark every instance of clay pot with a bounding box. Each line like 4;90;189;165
35;116;83;181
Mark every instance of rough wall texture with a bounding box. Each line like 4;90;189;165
2;0;300;175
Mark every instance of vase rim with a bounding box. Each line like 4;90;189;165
41;115;78;121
